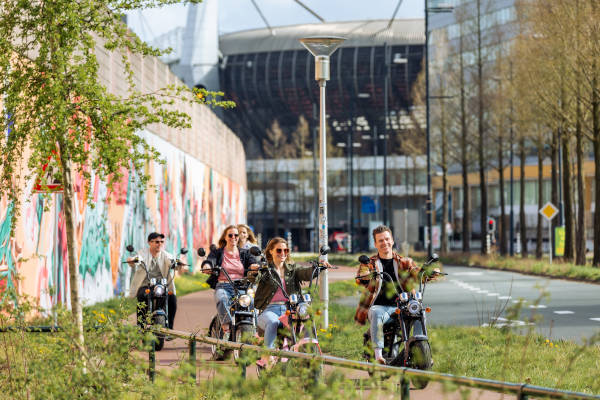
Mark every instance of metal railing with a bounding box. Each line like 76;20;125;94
151;326;600;400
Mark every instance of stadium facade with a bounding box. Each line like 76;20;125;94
149;3;429;250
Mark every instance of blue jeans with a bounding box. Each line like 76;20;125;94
257;304;286;349
368;305;423;349
214;283;235;326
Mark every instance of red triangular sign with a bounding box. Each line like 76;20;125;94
33;152;63;193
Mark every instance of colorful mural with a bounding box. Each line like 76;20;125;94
0;130;247;308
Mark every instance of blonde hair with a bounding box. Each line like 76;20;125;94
218;225;239;248
237;224;257;245
264;237;292;265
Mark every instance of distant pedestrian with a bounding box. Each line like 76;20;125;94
237;223;258;250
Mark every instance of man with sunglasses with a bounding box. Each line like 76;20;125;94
127;232;179;332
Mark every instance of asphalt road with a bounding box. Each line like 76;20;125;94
337;265;600;344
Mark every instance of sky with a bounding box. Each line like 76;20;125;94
126;0;425;42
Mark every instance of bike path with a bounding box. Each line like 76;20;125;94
146;266;503;399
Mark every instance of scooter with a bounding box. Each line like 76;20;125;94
254;246;333;376
198;246;258;361
125;244;188;351
358;253;444;389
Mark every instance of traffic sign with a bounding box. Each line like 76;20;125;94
539;202;559;221
33;152;63;193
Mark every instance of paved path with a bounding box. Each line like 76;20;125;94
147;266;503;399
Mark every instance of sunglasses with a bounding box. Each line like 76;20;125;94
152;240;164;244
275;248;289;254
228;233;239;238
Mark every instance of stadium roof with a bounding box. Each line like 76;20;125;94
219;19;425;55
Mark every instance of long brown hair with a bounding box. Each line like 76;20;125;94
265;237;292;265
237;223;257;245
218;225;239;248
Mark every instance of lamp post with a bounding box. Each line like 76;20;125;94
300;36;345;328
425;0;453;257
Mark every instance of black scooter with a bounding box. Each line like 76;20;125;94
358;253;444;389
126;244;187;351
198;246;258;361
253;246;333;377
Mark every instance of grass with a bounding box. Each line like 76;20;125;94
439;252;600;283
320;280;600;394
296;251;600;283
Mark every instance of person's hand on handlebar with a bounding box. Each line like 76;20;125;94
126;256;140;267
249;263;260;271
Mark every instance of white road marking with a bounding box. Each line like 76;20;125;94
553;311;574;315
482;317;534;328
453;272;484;276
590;318;600;322
477;290;489;294
487;293;499;297
528;305;547;309
498;296;512;300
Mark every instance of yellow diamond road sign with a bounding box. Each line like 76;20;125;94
540;202;559;221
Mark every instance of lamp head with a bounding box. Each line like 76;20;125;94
299;36;346;81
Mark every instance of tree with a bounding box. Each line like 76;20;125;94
262;119;292;237
0;0;232;354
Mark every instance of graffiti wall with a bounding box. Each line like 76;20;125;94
0;130;246;308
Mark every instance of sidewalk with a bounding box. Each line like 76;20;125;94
147;267;505;399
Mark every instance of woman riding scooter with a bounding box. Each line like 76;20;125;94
203;225;259;340
253;237;330;369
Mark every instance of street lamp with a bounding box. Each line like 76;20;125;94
300;36;345;328
425;0;453;257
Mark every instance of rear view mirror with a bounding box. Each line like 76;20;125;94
358;255;370;264
249;246;262;256
319;246;330;256
197;248;206;257
126;245;134;253
180;248;188;255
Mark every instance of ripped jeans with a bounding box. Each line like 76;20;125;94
368;305;423;349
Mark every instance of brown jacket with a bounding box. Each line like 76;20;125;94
354;252;419;325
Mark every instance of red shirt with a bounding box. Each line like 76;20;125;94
270;269;287;303
219;249;244;282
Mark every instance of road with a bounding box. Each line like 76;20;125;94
337;265;600;343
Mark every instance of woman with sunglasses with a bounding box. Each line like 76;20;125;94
253;237;330;368
204;225;259;339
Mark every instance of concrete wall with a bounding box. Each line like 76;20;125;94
0;38;247;309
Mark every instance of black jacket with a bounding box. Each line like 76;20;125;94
203;247;257;288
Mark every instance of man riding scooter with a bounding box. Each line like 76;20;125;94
355;225;439;364
127;232;182;334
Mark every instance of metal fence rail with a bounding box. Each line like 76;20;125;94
3;324;598;400
153;327;600;400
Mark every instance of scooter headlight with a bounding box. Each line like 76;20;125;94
161;278;168;285
399;292;409;302
153;284;166;297
302;293;311;303
247;287;255;298
239;294;252;308
297;302;310;320
407;300;422;316
150;278;157;286
289;294;299;305
414;291;422;301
